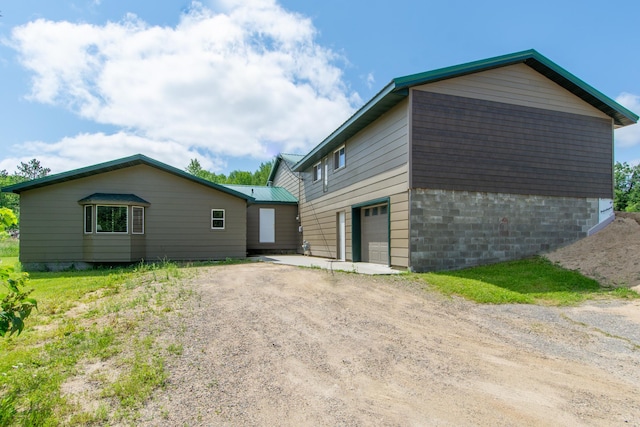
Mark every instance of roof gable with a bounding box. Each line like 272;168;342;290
267;153;304;183
294;49;638;171
1;154;254;201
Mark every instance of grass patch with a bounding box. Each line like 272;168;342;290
0;239;19;257
0;259;194;425
415;257;640;305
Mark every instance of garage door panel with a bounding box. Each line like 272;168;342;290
361;204;389;265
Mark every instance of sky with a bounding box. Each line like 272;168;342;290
0;0;639;176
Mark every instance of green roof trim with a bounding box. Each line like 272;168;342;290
78;193;151;206
1;154;254;201
221;184;298;204
293;49;638;171
266;153;304;183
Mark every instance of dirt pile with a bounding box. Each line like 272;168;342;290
544;212;640;290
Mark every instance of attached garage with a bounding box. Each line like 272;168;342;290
360;203;389;265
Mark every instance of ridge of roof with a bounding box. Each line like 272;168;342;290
1;154;254;201
293;49;638;171
266;153;305;183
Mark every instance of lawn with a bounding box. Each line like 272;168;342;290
0;252;194;426
414;257;640;305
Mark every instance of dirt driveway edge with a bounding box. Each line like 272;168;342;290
136;263;640;426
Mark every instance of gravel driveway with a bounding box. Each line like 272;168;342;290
139;263;640;426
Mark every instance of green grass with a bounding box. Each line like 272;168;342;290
0;239;19;258
415;257;640;305
0;258;193;426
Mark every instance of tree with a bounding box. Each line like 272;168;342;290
185;159;275;186
253;161;275;185
185;159;227;183
16;159;51;180
0;172;22;217
614;162;640;212
0;208;36;337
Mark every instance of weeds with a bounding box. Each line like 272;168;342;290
0;258;190;425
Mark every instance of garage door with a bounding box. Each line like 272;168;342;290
361;204;389;264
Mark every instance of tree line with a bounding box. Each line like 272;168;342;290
185;158;274;186
3;158;640;222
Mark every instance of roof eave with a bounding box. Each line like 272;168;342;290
1;154;254;201
293;82;408;171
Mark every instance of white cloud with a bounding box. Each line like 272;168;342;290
614;92;640;148
364;72;375;90
6;1;358;171
0;132;227;174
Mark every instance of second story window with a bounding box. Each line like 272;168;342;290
334;146;345;170
313;162;322;182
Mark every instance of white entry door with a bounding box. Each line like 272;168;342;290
337;211;346;261
259;208;275;243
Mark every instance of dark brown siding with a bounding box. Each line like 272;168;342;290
411;91;613;198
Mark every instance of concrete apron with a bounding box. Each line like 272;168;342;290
255;255;401;275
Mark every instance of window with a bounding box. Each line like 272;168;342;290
211;209;225;229
84;205;93;234
96;205;128;233
323;159;328;192
334;146;345;170
313;162;322;182
132;206;144;234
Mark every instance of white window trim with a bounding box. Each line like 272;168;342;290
312;162;322;183
96;205;129;234
84;205;93;234
333;145;346;171
211;209;225;230
132;206;145;235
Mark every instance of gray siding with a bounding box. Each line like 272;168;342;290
19;164;247;266
272;164;300;200
303;101;409;202
298;101;411;267
411;90;613;198
246;204;300;253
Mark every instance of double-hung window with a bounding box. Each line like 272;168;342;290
132;206;145;234
333;146;345;170
313;162;322;182
84;205;93;234
211;209;225;229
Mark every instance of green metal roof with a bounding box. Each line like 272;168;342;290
266;153;304;183
221;184;298;204
78;193;151;206
294;49;638;171
1;154;254;201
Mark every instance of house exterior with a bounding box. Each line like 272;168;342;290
272;49;638;271
2;155;254;270
221;184;300;254
4;50;638;272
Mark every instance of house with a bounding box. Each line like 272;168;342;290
2;155;256;270
221;184;299;254
4;49;638;272
271;49;638;271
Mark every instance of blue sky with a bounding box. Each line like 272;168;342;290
1;0;638;175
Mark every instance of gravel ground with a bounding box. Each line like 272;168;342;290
137;263;640;426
